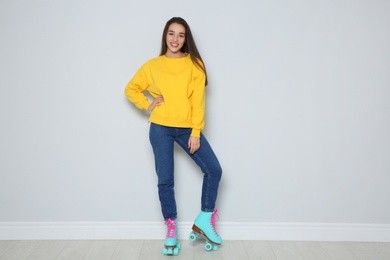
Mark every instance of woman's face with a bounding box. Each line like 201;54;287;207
165;23;186;57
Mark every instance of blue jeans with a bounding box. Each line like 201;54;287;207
149;123;222;220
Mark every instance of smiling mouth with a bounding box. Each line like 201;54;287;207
171;43;179;48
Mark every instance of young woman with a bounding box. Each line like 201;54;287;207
124;17;222;254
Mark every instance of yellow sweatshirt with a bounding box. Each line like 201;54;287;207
124;54;206;137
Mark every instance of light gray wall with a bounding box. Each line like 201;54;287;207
1;0;389;224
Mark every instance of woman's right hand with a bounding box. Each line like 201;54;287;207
148;96;164;111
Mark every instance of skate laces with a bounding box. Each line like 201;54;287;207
210;209;220;236
165;218;176;238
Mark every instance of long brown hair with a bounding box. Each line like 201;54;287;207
160;17;208;86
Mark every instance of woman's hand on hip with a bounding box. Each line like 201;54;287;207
188;136;200;154
148;96;164;111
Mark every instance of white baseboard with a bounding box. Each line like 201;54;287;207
0;221;389;242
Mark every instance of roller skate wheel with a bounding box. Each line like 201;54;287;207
204;242;213;251
163;245;180;256
173;246;179;256
213;245;219;251
188;232;198;241
163;247;171;255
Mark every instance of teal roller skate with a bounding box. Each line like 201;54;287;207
188;209;222;251
163;218;181;256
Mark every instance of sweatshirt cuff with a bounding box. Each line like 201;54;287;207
141;101;151;111
190;129;201;138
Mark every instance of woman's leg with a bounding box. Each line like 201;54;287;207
175;128;223;246
175;129;222;212
149;123;177;220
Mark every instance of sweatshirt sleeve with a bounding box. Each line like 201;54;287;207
124;65;151;111
190;69;206;137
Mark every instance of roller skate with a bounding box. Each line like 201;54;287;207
188;209;222;251
163;218;181;256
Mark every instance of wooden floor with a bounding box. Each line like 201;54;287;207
1;240;390;260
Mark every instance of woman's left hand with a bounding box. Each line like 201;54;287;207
188;136;200;154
